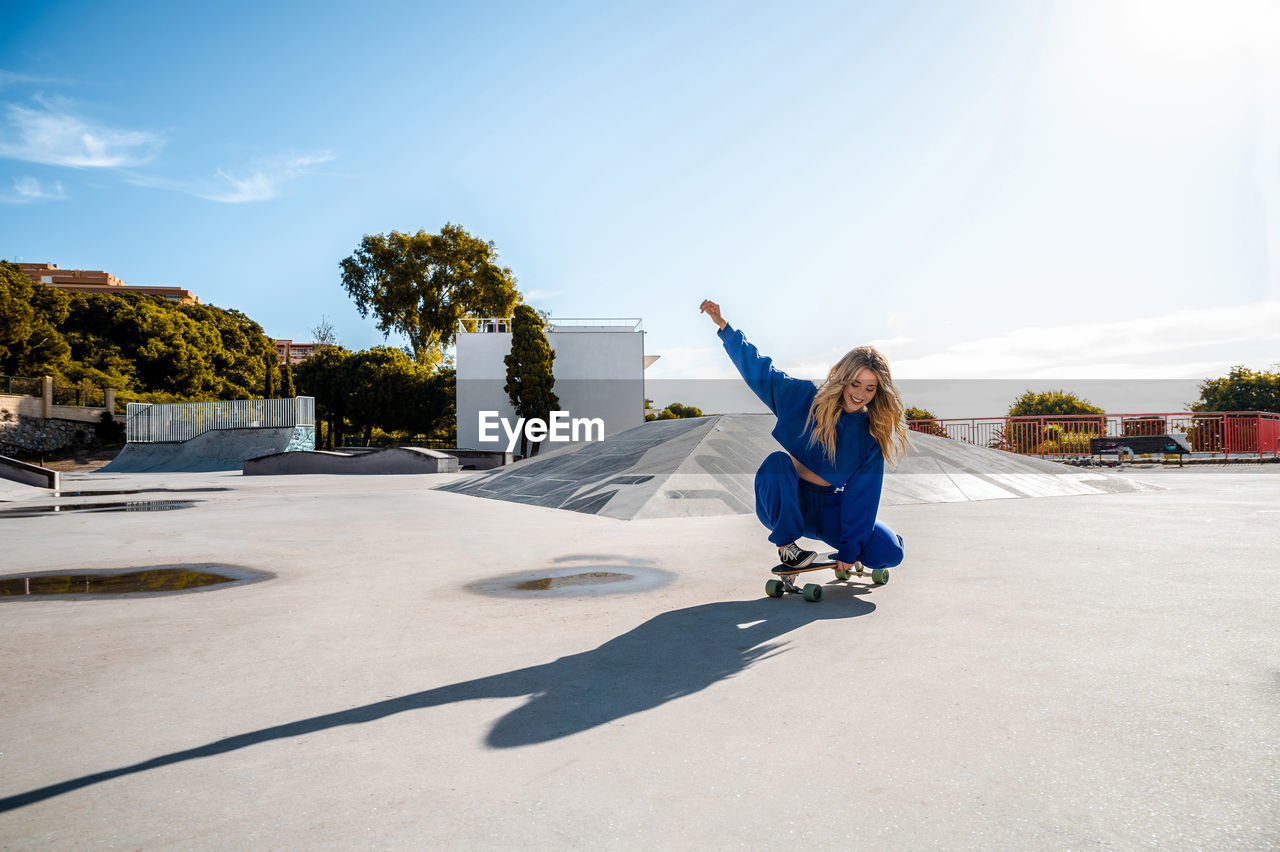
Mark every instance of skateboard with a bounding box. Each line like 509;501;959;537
765;553;890;602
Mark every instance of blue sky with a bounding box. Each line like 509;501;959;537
2;0;1278;410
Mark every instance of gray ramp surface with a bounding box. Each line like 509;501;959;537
100;427;305;473
439;414;1149;518
244;447;458;475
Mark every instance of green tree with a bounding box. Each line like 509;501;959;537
339;223;520;359
1191;365;1280;413
295;346;352;448
0;261;70;377
281;361;297;398
295;346;453;448
1001;390;1105;454
180;302;276;399
504;304;559;457
263;353;279;397
1007;390;1105;417
55;292;274;402
345;347;420;445
7;264;277;406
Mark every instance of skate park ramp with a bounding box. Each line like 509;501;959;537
244;446;459;475
437;414;1149;520
99;426;312;474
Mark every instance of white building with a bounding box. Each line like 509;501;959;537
455;317;657;453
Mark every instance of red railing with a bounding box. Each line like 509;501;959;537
906;411;1280;460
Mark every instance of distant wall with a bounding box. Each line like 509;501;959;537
0;389;119;453
0;394;43;421
0;415;96;454
456;328;646;451
0;391;110;424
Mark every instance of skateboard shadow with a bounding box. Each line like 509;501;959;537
0;595;873;812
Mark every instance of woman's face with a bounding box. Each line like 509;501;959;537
842;367;878;413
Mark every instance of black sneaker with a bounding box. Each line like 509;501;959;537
778;542;817;569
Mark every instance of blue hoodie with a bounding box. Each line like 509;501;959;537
718;324;885;562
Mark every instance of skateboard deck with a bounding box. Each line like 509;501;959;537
767;554;889;602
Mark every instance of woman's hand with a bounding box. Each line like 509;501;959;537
838;561;854;574
699;299;727;330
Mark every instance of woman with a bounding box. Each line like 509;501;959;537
700;299;907;574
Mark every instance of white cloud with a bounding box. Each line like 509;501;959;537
124;151;336;203
0;71;71;88
0;175;67;204
891;302;1280;379
0;97;162;167
198;152;335;203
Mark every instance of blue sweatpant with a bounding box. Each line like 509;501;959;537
753;451;904;569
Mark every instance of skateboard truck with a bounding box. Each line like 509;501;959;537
765;556;889;602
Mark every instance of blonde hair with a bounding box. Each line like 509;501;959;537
805;345;909;465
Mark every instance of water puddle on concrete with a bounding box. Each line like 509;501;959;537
515;571;632;591
468;556;674;599
0;500;199;518
0;564;273;599
51;488;230;497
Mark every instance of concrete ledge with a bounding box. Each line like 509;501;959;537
244;446;460;475
439;449;512;470
0;455;59;490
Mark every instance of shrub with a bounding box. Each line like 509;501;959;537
905;406;947;437
646;402;704;421
1122;417;1165;437
94;410;125;444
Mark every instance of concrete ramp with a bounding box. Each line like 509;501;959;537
244;447;459;475
438;414;1149;519
99;426;314;473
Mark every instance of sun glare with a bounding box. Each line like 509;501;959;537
1109;0;1280;69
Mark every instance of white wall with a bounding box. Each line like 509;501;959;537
456;328;645;451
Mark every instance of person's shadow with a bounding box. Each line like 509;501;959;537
0;592;874;812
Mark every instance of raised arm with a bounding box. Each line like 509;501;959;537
702;300;812;416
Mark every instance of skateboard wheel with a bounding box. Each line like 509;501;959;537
871;568;889;585
835;569;851;581
802;583;822;602
765;579;785;598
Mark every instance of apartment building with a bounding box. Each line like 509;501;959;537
20;262;200;305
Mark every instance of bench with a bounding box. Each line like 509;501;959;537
1088;433;1193;466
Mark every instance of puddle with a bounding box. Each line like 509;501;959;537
468;556;673;598
0;500;199;518
51;488;230;497
515;572;632;591
0;564;273;599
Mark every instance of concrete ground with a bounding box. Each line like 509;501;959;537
1;467;1277;849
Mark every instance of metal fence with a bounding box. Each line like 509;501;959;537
1;374;106;406
125;397;315;443
0;375;43;397
52;384;107;408
907;411;1280;460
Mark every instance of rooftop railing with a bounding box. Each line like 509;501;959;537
457;317;643;333
547;318;643;331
